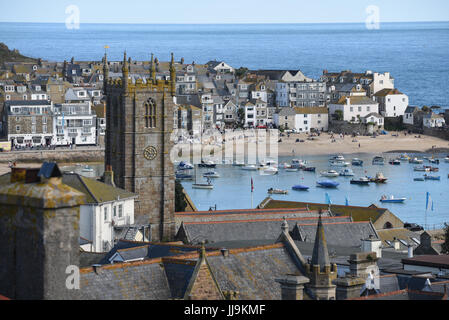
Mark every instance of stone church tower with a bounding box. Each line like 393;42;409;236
104;52;176;241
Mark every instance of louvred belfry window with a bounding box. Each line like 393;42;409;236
144;98;156;128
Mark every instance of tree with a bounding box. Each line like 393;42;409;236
335;110;343;121
237;108;245;125
442;223;449;254
175;180;187;212
235;67;248;79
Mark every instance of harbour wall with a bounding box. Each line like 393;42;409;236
0;148;105;164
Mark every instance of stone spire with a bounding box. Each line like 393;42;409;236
169;52;176;96
311;210;330;271
122;51;129;92
150;53;156;83
103;52;109;94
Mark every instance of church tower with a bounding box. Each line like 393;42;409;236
104;52;176;241
305;211;338;300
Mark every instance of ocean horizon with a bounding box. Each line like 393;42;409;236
1;21;449;108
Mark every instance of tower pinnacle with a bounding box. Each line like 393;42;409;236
169;53;176;96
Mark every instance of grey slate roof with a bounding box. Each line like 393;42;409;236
311;215;330;269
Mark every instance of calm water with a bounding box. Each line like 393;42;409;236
1;22;449;108
181;154;449;229
61;153;449;228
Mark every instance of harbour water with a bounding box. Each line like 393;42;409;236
1;22;449;109
63;153;449;229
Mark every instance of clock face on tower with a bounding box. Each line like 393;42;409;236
143;146;158;161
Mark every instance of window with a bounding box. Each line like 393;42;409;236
16;125;21;132
31;125;36;134
144;98;157;128
113;206;117;217
42;125;47;134
118;205;123;218
104;207;108;221
31;116;36;124
83;119;92;126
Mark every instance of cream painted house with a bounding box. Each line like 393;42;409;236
329;96;379;123
374;89;409;118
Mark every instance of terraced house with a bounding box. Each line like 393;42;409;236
2;100;54;147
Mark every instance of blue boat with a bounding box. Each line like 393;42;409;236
352;159;363;166
316;180;339;188
178;161;194;170
292;184;310;191
424;174;440;181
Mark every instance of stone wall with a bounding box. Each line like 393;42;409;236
0;148;104;163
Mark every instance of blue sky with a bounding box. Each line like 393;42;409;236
0;0;448;24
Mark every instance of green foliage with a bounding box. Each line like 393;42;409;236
235;67;249;79
175;180;187;212
442;223;449;254
237;108;245;124
335;110;343;121
0;43;37;64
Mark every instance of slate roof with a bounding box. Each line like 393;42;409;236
62;173;136;204
79;259;172;300
176;216;353;245
4;100;51;107
402;255;449;269
376;228;421;249
374;88;404;97
405;106;419;114
294;107;329;115
335;96;378;105
311;214;330;269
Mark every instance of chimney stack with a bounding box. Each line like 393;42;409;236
275;275;310;300
104;165;115;187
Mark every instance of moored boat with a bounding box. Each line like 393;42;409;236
242;165;257;171
372;156;385;165
82;165;94;173
178;161;194;170
268;188;288;195
320;170;339;178
203;171;220;178
286;168;299;172
292;184;310;191
370;172;388;184
350;177;370;185
409;157;424;164
317;180;339;188
352;158;364;166
303;167;316;172
414;177;425;181
198;160;217;168
263;167;279;175
399;154;410;161
329;160;350;167
339;168;355;177
175;172;193;180
414;166;430;172
424;174;440;181
389;159;401;165
380;195;406;203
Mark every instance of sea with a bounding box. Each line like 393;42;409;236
1;21;449;109
2;21;449;228
63;153;449;229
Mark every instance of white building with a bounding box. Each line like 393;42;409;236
423;113;446;128
62;173;138;253
53;102;97;146
362;112;384;127
206;61;234;73
370;72;395;96
294;107;329;132
403;106;419;126
329;96;379;123
374;89;409;117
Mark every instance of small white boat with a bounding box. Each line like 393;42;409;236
329;160;350;167
282;163;292;169
291;159;307;168
339;168;355;177
320;170;339;178
263;167;279;175
414;166;430;172
192;183;214;189
329;155;345;162
286;168;299;172
82;165;94;173
444;157;449;163
242;165;257;171
380;195;406;203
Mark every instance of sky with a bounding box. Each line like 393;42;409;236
0;0;448;24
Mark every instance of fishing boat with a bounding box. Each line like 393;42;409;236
192;166;214;189
329;155;345;162
424;174;441;181
242;165;257;171
370;172;388;184
303;167;316;172
292;184;310;191
352;158;364;166
329;160;350;167
198;160;217;168
350;177;371;185
429;158;440;164
263;167;279;175
317;180;339;188
268;188;288;195
291;159;307;169
282;163;292;169
380;195;406;203
372;156;385;165
389;159;401;165
320;170;339;177
399;154;410;161
203;171;220;178
425;166;439;172
409;157;424;164
414;177;425;181
178;161;194;170
414;166;430;172
339;168;355;177
82;165;94;173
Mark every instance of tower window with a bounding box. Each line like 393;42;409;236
144;98;157;128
